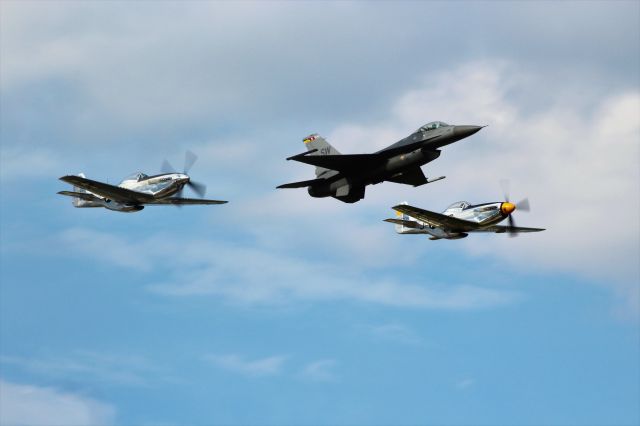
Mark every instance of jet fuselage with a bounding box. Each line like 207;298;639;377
303;123;483;203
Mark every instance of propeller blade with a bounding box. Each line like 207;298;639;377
516;198;530;212
184;150;198;174
161;159;176;174
173;187;184;208
187;180;207;197
507;214;518;238
500;179;510;203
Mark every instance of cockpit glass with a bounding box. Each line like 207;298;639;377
122;172;148;182
418;121;449;132
447;201;469;209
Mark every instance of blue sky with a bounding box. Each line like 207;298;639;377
1;1;639;425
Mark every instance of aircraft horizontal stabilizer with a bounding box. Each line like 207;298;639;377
286;149;318;161
383;218;423;229
277;178;325;189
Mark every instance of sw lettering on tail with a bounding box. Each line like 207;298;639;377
303;134;341;178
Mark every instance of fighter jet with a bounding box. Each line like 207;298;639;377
57;151;227;213
277;121;483;203
385;193;544;240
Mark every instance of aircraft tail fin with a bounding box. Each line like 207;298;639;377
303;134;341;177
385;202;428;234
70;173;95;207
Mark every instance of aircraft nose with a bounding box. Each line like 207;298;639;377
453;125;483;138
501;202;516;215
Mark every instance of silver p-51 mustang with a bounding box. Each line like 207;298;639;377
57;151;227;213
385;196;544;240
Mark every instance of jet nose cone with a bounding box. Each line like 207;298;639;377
501;202;516;215
454;125;484;139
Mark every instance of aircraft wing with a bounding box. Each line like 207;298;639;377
289;154;385;174
386;167;428;186
59;175;154;203
392;204;481;232
57;190;101;202
383;218;423;229
474;225;546;233
143;197;228;205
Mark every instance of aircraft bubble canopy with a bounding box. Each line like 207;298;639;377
121;172;149;183
447;201;470;210
418;121;449;132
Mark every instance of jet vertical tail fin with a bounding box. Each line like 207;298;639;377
303;134;341;177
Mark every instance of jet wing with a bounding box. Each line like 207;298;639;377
386;167;428;186
392;204;481;232
59;175;154;203
144;197;228;205
474;225;545;233
57;190;101;202
289;154;385;174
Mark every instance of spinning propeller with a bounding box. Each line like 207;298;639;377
499;179;531;237
161;150;207;198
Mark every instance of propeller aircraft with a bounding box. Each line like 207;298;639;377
57;151;227;213
384;184;544;240
278;121;484;203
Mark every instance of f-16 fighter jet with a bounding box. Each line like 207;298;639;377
385;195;544;240
278;121;483;203
58;151;227;213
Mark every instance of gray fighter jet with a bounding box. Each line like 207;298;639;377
277;121;483;203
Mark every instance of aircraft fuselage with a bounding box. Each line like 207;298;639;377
306;123;482;203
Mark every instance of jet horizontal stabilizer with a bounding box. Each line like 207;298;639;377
276;178;325;189
286;149;318;161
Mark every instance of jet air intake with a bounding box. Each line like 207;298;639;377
381;148;441;176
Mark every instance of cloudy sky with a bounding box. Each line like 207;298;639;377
1;1;638;425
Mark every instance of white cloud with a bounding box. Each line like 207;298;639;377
455;377;475;390
0;351;164;388
55;227;518;310
367;322;423;345
203;354;287;377
0;147;63;182
299;359;338;383
304;61;639;318
0;379;115;426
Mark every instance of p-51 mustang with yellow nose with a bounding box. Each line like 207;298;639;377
385;196;544;240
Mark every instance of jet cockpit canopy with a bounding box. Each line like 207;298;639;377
418;121;449;132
